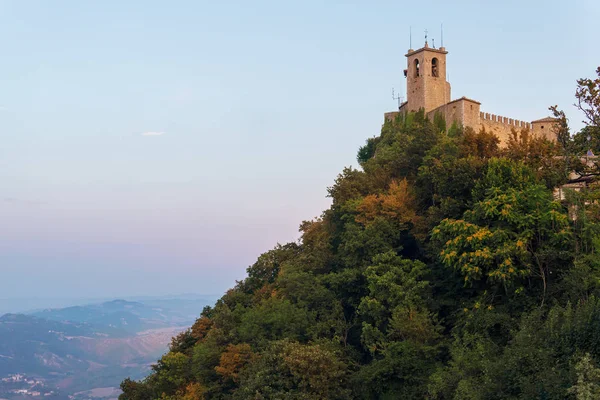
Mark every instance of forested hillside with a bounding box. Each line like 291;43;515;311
120;68;600;399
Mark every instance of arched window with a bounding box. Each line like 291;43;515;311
432;58;439;77
414;59;420;77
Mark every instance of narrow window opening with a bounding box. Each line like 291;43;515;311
414;59;420;77
432;58;439;77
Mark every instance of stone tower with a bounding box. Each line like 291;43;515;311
404;42;451;113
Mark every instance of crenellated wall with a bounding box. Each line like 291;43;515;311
384;102;557;148
479;112;532;145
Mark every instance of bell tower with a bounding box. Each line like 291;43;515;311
404;42;451;113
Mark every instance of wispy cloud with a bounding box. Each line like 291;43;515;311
4;197;44;206
141;131;165;137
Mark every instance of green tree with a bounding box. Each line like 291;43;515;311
575;67;600;128
234;340;351;400
433;161;572;305
569;354;600;400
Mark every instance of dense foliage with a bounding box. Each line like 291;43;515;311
120;68;600;399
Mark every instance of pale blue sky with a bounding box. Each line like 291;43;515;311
0;0;597;300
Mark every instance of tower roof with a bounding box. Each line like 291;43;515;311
446;96;481;105
405;46;448;57
531;117;558;123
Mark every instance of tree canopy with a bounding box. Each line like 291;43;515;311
120;67;600;400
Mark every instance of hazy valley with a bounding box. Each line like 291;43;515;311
0;296;216;400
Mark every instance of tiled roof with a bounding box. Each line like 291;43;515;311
446;96;481;105
531;117;558;123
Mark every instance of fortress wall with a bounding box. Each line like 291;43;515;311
531;121;558;141
462;100;480;128
426;102;461;127
480;112;531;146
387;102;554;150
427;98;481;131
384;111;400;122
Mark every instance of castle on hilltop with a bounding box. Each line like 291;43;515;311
385;41;557;145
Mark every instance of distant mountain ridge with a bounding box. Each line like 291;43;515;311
31;299;180;333
0;295;216;399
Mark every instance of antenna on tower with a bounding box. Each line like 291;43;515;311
392;88;404;110
409;26;412;49
441;23;444;47
424;29;428;45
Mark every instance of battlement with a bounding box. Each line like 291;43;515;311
480;112;532;130
479;111;539;145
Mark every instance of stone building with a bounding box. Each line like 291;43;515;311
384;42;557;146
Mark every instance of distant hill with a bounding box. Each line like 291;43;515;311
0;313;100;376
31;299;179;333
0;296;216;399
30;297;219;334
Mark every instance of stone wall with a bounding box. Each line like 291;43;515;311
531;119;558;141
426;97;481;131
384;111;399;122
480;112;532;146
384;103;557;149
405;47;451;113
